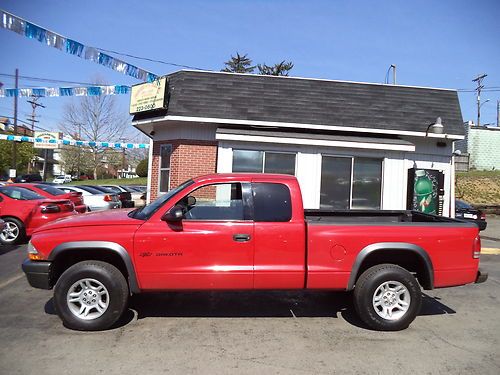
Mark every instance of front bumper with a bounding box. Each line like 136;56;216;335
22;259;52;289
475;268;488;284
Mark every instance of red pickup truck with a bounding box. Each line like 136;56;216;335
22;173;487;331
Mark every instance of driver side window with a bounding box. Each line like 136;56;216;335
177;183;245;221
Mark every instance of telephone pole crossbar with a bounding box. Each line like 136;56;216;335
472;73;487;127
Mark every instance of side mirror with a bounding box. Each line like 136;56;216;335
187;195;196;206
161;205;184;222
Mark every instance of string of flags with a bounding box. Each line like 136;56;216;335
0;134;149;149
0;85;130;98
0;9;158;82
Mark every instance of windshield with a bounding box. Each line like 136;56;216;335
74;185;104;194
34;184;65;196
130;179;194;220
0;186;45;200
455;200;472;210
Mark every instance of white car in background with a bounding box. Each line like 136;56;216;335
53;175;72;184
58;185;121;212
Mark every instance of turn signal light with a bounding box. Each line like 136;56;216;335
28;253;45;261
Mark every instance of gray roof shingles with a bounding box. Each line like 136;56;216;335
151;70;465;136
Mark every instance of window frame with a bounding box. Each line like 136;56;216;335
158;144;172;194
320;154;383;210
232;149;297;176
177;182;253;222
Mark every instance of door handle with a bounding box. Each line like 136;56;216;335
233;234;251;242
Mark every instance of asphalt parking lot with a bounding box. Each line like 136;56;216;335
1;223;499;374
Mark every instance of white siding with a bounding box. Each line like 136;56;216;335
217;136;454;215
296;152;322;209
381;156;406;210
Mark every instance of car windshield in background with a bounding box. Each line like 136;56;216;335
130;179;194;220
84;186;115;194
120;186;136;193
456;200;472;210
102;186;122;193
0;186;45;200
34;184;66;196
72;186;104;195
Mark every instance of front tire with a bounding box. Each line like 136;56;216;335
53;261;129;331
353;264;422;331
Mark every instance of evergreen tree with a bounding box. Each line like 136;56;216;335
257;61;294;76
221;53;255;73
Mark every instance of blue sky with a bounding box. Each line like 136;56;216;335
1;0;499;140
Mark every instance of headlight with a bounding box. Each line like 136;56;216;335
27;241;45;261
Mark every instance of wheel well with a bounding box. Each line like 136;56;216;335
50;249;129;289
0;215;24;224
353;250;433;290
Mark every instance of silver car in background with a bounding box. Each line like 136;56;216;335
59;185;121;212
101;185;146;207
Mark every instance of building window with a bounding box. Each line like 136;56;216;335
180;183;246;221
232;150;296;175
320;155;382;210
159;144;172;193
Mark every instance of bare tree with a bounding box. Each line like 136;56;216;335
61;86;130;179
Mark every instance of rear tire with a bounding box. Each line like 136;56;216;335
353;264;422;331
53;261;129;331
0;217;25;245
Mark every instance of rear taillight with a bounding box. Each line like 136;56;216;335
104;194;113;202
480;213;486;220
473;235;481;259
119;192;127;200
70;192;84;205
41;204;61;213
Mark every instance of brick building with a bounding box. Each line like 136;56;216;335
132;70;465;216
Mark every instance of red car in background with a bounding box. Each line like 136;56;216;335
8;183;87;214
0;185;77;245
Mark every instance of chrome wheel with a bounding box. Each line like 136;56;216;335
66;278;109;320
372;280;411;321
0;222;20;243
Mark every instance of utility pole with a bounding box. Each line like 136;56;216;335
11;68;19;176
119;138;126;179
77;123;82;179
27;95;45;133
472;73;487;126
26;95;45;173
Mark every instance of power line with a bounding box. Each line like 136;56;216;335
0;73;103;86
0;114;53;132
96;47;209;71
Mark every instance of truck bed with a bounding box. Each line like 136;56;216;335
305;209;469;225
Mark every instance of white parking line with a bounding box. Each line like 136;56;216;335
0;274;23;289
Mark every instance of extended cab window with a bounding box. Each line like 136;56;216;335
252;183;292;222
179;183;246;221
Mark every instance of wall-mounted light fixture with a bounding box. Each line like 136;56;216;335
425;117;444;136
